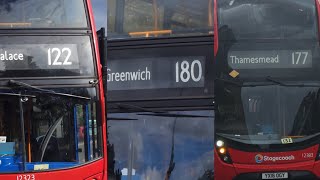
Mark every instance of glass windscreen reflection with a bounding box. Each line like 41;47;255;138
0;0;87;28
218;0;316;40
108;110;214;180
107;0;213;39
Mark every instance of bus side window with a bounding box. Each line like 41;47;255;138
75;102;100;162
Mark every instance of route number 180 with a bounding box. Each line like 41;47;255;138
176;60;203;83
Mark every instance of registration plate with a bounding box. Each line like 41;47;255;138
262;172;288;179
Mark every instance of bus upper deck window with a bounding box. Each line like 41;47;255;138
0;0;87;28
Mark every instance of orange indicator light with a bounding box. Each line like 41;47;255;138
219;148;226;154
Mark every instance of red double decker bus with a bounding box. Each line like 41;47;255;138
215;0;320;179
0;0;106;179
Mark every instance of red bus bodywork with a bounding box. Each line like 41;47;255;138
214;145;320;179
214;0;320;179
0;0;107;179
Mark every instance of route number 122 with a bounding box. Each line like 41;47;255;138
48;48;72;66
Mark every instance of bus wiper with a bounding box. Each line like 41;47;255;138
215;78;243;87
115;103;214;118
290;90;315;135
266;76;320;87
107;117;138;121
265;76;286;86
215;77;274;87
165;120;176;180
114;103;165;113
217;77;320;87
37;116;64;162
137;113;214;118
0;92;35;97
9;80;55;93
8;80;90;100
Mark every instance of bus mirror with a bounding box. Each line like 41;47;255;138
97;28;106;67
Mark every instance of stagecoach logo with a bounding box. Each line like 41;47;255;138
255;154;295;163
255;154;264;163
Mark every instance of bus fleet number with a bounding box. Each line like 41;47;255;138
48;48;72;66
302;153;313;158
16;174;35;180
176;60;202;83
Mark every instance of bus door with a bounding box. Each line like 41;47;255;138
0;93;31;172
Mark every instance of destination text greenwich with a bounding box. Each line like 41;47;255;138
107;67;151;82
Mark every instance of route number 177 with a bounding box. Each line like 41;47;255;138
292;51;308;65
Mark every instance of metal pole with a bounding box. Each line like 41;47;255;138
19;95;27;171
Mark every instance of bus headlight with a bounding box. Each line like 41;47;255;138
216;140;224;147
215;139;232;164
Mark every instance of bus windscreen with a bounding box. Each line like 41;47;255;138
218;0;317;39
0;0;87;28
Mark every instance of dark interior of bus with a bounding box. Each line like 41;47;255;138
0;87;103;172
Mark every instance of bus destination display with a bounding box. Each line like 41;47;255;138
0;44;79;71
107;56;205;90
228;50;312;69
